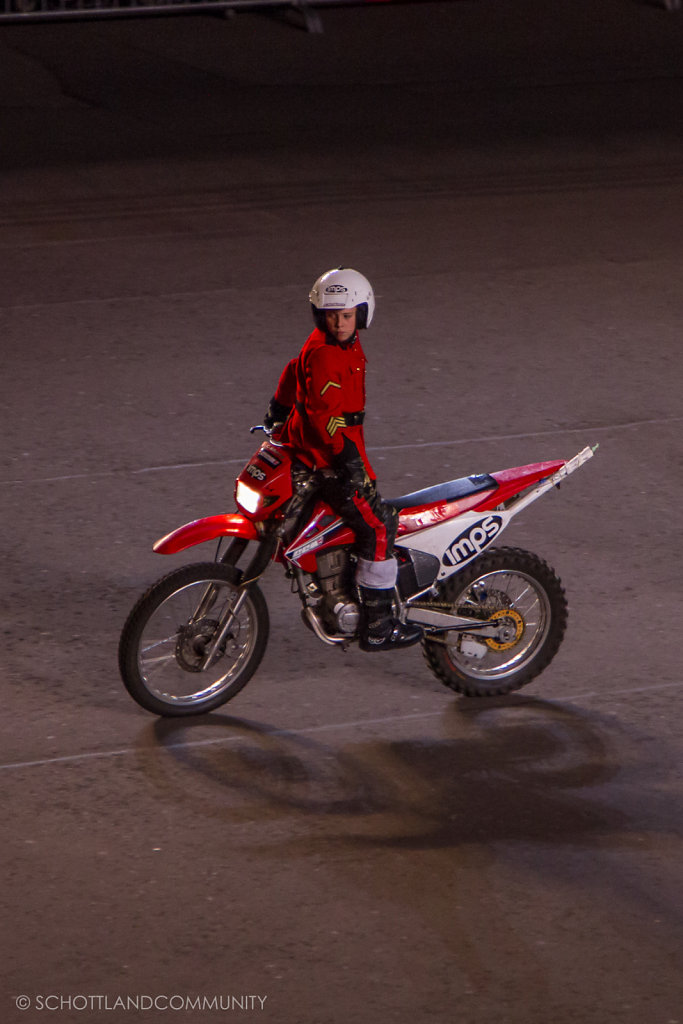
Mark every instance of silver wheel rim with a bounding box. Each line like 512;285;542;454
446;569;551;680
137;578;257;707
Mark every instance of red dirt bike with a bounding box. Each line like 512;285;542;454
119;431;597;716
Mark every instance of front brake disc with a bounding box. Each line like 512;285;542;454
175;618;220;672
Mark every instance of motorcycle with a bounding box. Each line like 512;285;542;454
119;431;597;716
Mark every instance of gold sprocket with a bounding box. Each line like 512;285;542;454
485;609;525;651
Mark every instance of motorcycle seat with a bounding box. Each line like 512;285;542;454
385;473;497;512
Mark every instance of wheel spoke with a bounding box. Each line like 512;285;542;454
120;564;268;714
509;581;533;607
140;635;177;655
138;580;254;702
421;550;566;695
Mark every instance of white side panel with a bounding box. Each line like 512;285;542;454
395;510;512;580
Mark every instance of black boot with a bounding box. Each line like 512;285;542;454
358;587;423;652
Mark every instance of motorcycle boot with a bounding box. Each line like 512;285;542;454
358;586;423;652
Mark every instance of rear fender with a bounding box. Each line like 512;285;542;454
154;513;259;555
487;460;566;506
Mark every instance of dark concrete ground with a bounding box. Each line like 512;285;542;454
1;1;682;1022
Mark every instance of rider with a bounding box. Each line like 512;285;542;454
263;267;421;652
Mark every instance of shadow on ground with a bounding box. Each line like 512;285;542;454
132;695;656;851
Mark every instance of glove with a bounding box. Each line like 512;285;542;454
333;437;372;497
263;397;291;432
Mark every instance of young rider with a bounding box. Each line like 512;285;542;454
262;267;421;652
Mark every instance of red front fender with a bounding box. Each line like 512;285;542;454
153;513;259;555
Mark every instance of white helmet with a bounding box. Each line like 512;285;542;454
309;267;375;330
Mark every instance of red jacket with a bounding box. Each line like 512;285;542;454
274;328;375;478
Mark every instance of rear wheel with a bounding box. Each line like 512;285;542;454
119;563;269;716
422;547;567;697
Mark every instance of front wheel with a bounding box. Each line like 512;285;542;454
422;547;567;697
119;563;269;716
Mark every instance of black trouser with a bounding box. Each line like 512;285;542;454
319;476;398;563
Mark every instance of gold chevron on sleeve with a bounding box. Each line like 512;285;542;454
326;415;346;438
320;380;342;397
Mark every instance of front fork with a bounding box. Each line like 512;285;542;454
217;532;278;582
219;536;249;567
187;534;276;671
197;588;249;670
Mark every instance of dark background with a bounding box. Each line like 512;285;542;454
1;2;682;1022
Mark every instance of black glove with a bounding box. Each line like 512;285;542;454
263;397;291;432
333;437;372;497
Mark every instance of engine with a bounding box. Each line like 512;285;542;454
315;548;360;636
